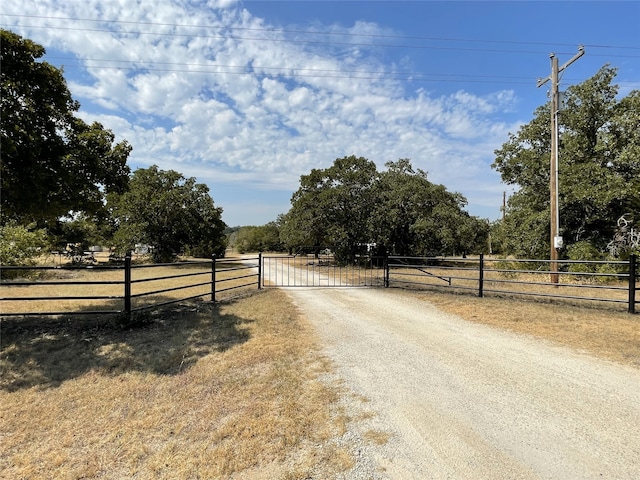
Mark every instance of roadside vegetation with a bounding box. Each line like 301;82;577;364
0;290;359;479
1;29;227;267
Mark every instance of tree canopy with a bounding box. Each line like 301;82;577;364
108;166;227;262
230;223;285;254
492;65;640;258
370;159;487;257
0;29;131;226
280;156;488;261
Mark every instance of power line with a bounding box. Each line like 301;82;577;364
1;23;562;56
54;61;538;85
7;22;639;60
46;55;535;81
4;13;639;51
3;20;639;59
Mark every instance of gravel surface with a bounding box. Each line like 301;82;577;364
260;259;640;479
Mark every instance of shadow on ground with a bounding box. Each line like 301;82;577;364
0;297;252;392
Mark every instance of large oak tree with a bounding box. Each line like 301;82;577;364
281;156;488;261
1;29;131;226
108;166;227;262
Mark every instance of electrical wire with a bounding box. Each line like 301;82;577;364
4;13;640;51
3;12;637;85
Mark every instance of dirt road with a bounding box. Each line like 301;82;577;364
272;274;640;479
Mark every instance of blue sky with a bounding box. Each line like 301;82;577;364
3;1;639;226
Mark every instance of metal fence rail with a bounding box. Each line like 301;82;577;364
0;254;261;318
0;264;125;316
1;253;637;316
211;255;261;302
261;253;386;287
388;254;638;313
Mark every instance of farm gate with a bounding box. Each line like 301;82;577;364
261;249;387;288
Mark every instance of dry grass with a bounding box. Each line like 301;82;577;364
391;264;631;306
414;289;640;368
0;289;356;479
363;430;392;446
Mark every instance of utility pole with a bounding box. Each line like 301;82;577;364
537;46;584;283
502;191;506;222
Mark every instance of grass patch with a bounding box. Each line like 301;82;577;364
363;430;392;446
416;290;640;368
0;290;352;479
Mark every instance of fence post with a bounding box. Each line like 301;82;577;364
384;251;390;288
124;252;132;316
211;254;217;303
629;254;637;314
478;253;484;298
258;252;263;289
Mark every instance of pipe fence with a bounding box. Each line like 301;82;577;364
1;253;637;316
387;254;638;314
0;254;261;318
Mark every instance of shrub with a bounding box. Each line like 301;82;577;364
566;241;603;274
0;223;49;278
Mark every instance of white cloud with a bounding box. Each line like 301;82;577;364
4;0;524;223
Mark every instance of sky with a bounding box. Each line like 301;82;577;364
2;1;639;227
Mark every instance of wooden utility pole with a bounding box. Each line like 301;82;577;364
502;191;506;222
537;46;584;283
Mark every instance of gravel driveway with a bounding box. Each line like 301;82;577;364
261;256;640;479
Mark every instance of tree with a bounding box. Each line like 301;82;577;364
280;155;378;262
48;214;113;255
492;66;640;258
0;29;131;226
282;157;488;260
232;223;284;253
0;222;49;273
108;166;227;262
369;159;487;256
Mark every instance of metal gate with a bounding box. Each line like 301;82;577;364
261;251;387;288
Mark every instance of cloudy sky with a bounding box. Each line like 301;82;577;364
3;1;639;226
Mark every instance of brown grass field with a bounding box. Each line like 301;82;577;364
1;255;638;478
0;289;360;479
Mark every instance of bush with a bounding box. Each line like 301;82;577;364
0;223;49;278
566;241;603;274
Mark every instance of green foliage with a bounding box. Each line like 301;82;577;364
372;160;488;256
492;65;640;258
232;223;284;254
282;157;487;261
49;215;110;253
108;166;227;262
0;29;131;226
566;241;604;273
280;155;378;262
493;258;548;278
0;223;49;277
